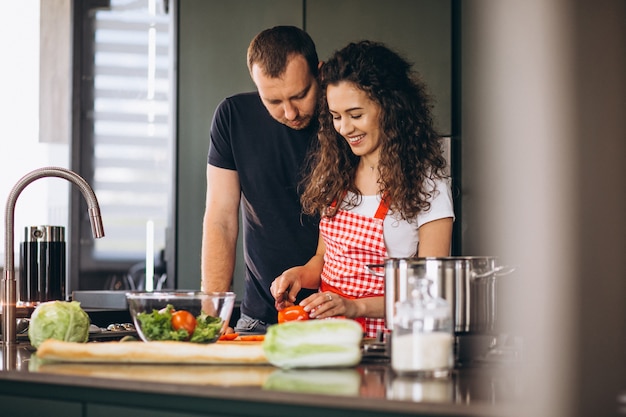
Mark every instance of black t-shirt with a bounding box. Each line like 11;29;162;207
208;92;319;324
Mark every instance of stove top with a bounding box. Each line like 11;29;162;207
15;322;137;343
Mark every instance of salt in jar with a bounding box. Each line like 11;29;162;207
391;277;453;377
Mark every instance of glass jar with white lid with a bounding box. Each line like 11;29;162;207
391;277;454;377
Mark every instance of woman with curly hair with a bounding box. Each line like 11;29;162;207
271;41;454;337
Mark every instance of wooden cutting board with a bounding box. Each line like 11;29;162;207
35;339;269;364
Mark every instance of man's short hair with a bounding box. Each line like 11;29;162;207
247;25;319;78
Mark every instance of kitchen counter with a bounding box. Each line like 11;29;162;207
0;342;523;417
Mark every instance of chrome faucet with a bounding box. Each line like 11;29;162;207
2;167;105;349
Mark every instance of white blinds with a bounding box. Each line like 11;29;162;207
90;0;173;261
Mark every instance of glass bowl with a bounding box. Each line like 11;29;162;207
126;291;236;343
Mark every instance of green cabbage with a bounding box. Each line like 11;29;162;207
262;319;363;369
28;301;90;348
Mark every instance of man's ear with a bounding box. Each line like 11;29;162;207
318;61;324;71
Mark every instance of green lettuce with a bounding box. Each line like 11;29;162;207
28;301;90;348
189;312;223;343
262;319;363;369
136;304;223;343
136;304;187;341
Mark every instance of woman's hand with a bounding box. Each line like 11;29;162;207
271;240;326;311
271;267;304;310
301;293;384;320
300;291;357;319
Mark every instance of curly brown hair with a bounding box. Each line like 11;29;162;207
300;41;448;220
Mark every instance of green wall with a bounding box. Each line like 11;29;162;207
176;0;452;293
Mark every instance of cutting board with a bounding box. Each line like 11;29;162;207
35;339;269;365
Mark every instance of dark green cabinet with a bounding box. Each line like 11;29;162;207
0;394;82;417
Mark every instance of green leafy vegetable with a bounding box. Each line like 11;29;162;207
137;305;187;341
189;312;223;343
262;319;363;369
136;304;223;343
28;301;91;349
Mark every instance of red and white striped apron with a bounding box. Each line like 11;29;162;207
319;196;389;338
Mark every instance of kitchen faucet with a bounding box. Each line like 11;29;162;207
2;167;105;350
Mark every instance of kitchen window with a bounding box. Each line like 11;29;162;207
72;0;176;292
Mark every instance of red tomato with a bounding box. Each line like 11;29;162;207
277;305;309;323
171;310;197;334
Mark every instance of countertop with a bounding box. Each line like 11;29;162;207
0;342;524;417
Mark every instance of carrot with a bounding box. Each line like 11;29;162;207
239;335;265;341
219;332;239;341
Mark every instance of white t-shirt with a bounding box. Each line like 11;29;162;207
341;178;455;257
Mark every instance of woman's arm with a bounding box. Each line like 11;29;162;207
416;217;453;257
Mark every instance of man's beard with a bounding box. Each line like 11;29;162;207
281;114;314;130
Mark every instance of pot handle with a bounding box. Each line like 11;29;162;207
473;265;516;280
364;264;385;277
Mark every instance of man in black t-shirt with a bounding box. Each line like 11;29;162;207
202;26;321;333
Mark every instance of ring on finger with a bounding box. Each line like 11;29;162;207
326;293;333;302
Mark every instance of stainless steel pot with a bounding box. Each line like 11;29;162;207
366;257;514;334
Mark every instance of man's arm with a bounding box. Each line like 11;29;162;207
201;165;241;292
